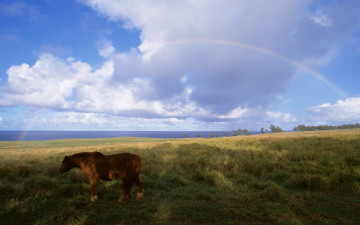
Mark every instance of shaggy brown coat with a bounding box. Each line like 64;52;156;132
59;152;143;202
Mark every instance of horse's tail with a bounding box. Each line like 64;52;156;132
135;174;141;185
135;155;141;175
135;173;143;201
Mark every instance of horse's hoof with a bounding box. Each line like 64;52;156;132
90;195;98;202
137;192;143;202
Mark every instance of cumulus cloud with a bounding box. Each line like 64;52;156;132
266;111;297;123
1;53;99;109
82;0;305;114
219;105;255;119
0;53;208;119
80;0;359;115
97;40;115;58
308;97;360;124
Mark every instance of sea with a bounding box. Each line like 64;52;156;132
0;131;261;141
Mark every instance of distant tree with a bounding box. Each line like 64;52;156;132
243;129;251;135
293;123;360;132
195;133;202;138
232;128;251;136
232;130;239;136
183;134;189;138
223;132;227;137
269;124;284;133
261;128;265;134
293;125;306;132
209;132;215;138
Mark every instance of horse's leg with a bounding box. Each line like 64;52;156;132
90;179;98;202
135;174;143;201
119;176;135;203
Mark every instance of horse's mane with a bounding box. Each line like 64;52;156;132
72;151;104;158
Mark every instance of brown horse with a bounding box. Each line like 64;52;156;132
59;151;143;202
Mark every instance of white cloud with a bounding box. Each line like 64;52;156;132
219;105;253;119
16;110;202;130
266;111;283;119
1;53;112;109
311;11;333;27
0;53;208;119
80;0;358;115
308;97;360;123
180;74;188;84
30;111;155;129
97;40;115;58
267;111;297;123
283;113;297;123
54;112;112;125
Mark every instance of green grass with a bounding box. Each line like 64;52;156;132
0;130;360;224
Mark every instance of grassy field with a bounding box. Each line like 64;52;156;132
0;130;359;224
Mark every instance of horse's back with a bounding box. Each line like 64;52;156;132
95;153;141;180
110;152;141;174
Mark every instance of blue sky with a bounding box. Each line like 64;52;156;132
0;0;359;131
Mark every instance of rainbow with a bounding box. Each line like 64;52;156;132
164;39;349;99
16;108;45;142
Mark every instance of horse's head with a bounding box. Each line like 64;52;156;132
59;156;74;173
